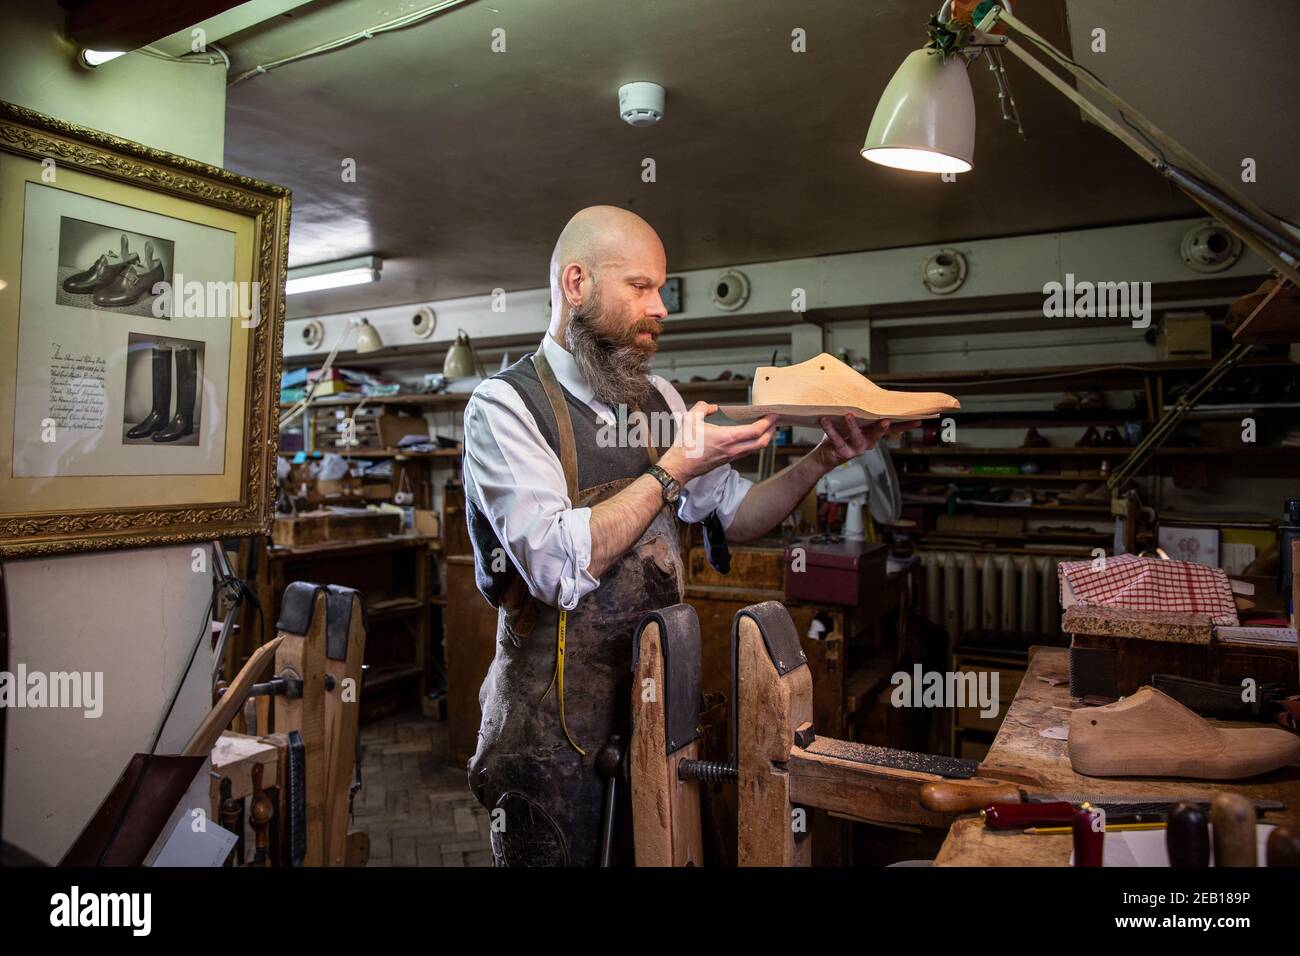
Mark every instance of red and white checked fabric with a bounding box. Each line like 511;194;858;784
1058;553;1239;626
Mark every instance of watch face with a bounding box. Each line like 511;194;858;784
665;482;681;503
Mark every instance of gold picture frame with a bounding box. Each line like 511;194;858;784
0;100;290;557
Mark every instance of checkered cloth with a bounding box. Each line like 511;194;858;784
1058;553;1239;626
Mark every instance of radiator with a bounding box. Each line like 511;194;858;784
919;550;1070;639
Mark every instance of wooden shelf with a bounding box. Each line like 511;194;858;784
892;445;1299;457
367;596;425;621
895;446;1125;456
870;357;1298;388
279;447;461;459
363;663;423;694
909;498;1112;515
900;471;1108;482
918;530;1114;544
267;533;437;558
280;393;471;410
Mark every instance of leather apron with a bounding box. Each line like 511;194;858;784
468;352;685;866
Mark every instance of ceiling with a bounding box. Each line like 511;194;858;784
221;0;1216;319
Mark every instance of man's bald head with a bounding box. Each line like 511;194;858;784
549;205;663;303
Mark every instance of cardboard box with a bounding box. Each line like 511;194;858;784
1163;312;1212;360
413;509;440;537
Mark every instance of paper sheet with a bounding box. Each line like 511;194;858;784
1069;824;1276;867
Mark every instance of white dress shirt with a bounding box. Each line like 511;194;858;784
463;335;753;611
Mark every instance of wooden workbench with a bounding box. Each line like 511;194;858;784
934;646;1300;865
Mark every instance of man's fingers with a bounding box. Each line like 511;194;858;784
730;431;773;456
819;417;852;458
843;414;871;455
726;415;778;442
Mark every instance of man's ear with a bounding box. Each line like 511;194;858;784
561;263;585;308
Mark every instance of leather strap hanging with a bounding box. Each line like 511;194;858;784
530;348;585;755
531;350;579;502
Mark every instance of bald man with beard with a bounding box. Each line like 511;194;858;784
463;206;906;866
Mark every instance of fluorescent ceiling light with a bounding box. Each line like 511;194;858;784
286;255;382;295
80;50;127;67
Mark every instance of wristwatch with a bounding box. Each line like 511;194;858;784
645;464;682;504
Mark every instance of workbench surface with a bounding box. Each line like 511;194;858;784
934;646;1300;866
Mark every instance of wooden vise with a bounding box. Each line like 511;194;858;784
213;581;368;867
631;600;959;866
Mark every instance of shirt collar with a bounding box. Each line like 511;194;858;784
539;333;597;406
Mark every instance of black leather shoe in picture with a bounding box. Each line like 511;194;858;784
126;347;172;439
93;240;164;308
153;347;197;443
62;234;137;294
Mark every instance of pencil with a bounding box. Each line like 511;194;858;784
1025;822;1168;835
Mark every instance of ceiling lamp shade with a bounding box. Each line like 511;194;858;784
352;317;384;353
862;49;976;174
443;330;481;380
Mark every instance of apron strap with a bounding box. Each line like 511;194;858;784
531;348;579;503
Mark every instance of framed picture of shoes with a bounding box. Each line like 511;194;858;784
0;100;291;556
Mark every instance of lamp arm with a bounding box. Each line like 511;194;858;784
977;7;1300;286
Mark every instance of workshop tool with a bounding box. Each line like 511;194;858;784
1211;793;1258;867
1071;806;1104;866
595;737;625;867
651;601;964;867
59;637;282;866
1266;826;1300;867
265;582;369;867
219;776;243;865
286;731;308;866
1031;822;1165;835
250;762;273;867
921;778;1286;815
630;606;704;866
982;801;1212;830
1166;803;1211;868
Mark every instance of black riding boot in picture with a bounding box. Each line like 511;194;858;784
152;347;196;442
125;346;172;439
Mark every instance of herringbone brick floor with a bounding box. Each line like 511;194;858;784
352;707;493;867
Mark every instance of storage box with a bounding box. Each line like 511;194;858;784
783;539;888;606
1163;312;1212;360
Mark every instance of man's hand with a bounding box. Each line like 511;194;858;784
659;402;777;483
812;414;920;472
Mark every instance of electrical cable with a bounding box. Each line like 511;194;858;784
228;0;472;87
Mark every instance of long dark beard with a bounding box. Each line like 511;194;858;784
565;299;655;407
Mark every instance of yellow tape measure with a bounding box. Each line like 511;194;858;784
539;609;586;756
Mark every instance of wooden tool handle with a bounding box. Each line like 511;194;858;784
183;637;283;756
1266;826;1300;867
982;802;1075;830
920;779;1022;813
1072;807;1105;867
1166;802;1211;868
1211;793;1257;867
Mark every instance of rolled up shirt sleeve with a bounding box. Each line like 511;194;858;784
649;375;755;529
463;380;600;610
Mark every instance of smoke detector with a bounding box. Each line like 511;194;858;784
619;82;665;127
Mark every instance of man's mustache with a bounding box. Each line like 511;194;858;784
622;318;663;343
